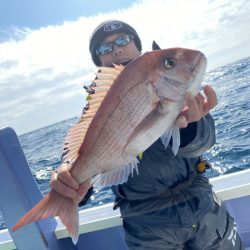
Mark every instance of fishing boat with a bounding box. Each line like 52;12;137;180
0;126;250;250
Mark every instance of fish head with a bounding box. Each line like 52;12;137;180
139;47;207;103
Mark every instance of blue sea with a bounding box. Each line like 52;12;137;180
0;57;250;230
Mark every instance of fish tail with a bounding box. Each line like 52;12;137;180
12;190;79;244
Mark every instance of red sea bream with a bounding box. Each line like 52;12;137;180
13;48;207;244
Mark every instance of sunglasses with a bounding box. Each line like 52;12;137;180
96;34;134;56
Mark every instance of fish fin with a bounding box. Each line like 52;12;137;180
160;120;180;155
152;40;161;50
160;127;172;149
171;121;181;155
91;158;139;188
12;190;79;245
61;65;124;168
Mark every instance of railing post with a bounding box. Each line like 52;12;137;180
0;127;61;250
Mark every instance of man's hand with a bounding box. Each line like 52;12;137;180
50;166;91;204
177;85;218;128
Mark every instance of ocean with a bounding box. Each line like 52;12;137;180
0;57;250;230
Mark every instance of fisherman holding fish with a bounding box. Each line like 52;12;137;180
14;20;244;249
52;20;244;249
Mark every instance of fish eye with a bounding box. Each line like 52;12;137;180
164;58;176;69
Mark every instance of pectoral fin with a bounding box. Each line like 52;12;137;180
160;120;180;155
91;158;139;188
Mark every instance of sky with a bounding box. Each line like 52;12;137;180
1;0;250;135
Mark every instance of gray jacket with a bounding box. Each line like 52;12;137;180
112;114;216;228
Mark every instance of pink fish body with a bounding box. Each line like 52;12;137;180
13;48;207;244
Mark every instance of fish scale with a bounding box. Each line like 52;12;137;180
72;82;155;182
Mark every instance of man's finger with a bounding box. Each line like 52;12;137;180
184;92;200;122
196;93;205;112
203;85;218;113
57;169;79;190
185;92;197;110
50;171;77;199
177;115;188;128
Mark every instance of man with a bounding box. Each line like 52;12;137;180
50;20;244;249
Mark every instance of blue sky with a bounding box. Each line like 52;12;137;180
0;0;135;29
1;0;250;135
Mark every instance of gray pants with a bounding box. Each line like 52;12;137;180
122;201;244;250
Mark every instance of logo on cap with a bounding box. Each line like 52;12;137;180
104;21;122;32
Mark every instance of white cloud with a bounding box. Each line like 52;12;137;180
0;0;250;134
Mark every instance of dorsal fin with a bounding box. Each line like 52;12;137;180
61;64;124;168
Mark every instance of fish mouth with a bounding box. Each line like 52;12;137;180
193;53;207;76
187;52;207;93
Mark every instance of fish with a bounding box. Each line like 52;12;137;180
12;47;207;244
